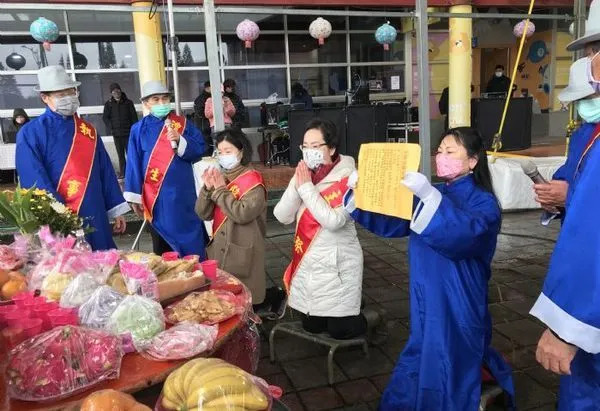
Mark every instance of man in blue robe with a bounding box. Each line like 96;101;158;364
124;81;207;258
531;3;600;406
343;171;515;411
534;57;596;223
16;65;128;250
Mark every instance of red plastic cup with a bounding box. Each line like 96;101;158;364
47;309;70;328
22;296;47;310
21;318;43;338
184;254;200;261
0;305;18;328
50;315;77;328
32;302;59;330
5;310;31;328
162;251;180;261
12;292;35;308
2;327;25;350
200;259;218;281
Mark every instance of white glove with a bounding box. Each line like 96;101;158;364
402;172;436;201
347;170;358;190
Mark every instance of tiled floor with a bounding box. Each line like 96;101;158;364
118;210;561;411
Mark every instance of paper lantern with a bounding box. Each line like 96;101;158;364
375;22;397;51
6;53;26;70
513;19;535;39
30;17;59;51
569;22;575;37
236;19;260;49
309;17;332;46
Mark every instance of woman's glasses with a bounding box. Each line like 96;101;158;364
299;143;327;151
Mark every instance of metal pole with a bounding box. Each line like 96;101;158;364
167;0;181;115
428;11;573;21
415;0;431;179
574;0;586;60
63;11;76;80
204;0;225;132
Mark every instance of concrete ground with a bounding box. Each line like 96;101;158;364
117;210;560;411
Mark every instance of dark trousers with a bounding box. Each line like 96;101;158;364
113;135;129;177
301;313;367;340
148;224;173;255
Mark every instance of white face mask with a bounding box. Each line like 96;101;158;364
495;71;503;78
218;153;240;170
302;148;324;170
53;95;80;116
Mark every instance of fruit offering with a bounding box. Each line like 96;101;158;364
6;326;123;401
165;290;239;325
107;295;165;349
78;285;124;329
81;389;151;411
161;358;270;410
144;322;218;361
41;272;73;301
0;246;23;271
1;271;27;300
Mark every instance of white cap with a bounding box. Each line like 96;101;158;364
140;80;171;101
558;57;595;103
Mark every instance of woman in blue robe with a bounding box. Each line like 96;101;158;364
345;128;515;410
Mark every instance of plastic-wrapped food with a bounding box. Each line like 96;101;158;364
30;249;84;292
78;286;124;329
119;261;159;300
107;295;165;350
5;325;123;401
0;245;23;271
143;322;218;361
157;358;281;411
164;290;244;325
41;272;74;301
81;389;151;411
215;321;261;374
87;250;121;284
59;273;101;308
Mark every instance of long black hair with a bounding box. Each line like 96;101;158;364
441;127;496;198
215;128;253;166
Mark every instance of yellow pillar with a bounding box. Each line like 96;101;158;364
448;4;473;128
132;1;165;91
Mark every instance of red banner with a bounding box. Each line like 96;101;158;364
212;170;265;235
283;177;349;293
56;115;97;214
142;113;186;221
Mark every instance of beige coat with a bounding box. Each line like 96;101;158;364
195;165;267;304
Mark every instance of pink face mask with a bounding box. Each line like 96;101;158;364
435;153;467;180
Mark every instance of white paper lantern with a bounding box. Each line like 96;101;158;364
309;17;332;46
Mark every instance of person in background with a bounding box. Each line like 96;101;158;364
290;83;313;109
194;81;212;152
534;57;596;224
205;89;236;133
102;83;138;178
439;86;474;131
485;64;511;94
16;65;128;250
195;128;287;317
274;118;367;339
345;128;515;410
124;81;207;257
223;79;246;129
5;108;30;144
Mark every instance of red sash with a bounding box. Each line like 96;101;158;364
212;170;265;235
576;123;600;172
142;113;186;221
56;115;97;214
283;177;349;293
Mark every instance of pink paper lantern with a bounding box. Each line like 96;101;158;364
309;17;332;46
513;19;535;38
236;19;260;49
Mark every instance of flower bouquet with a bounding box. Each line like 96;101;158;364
0;185;88;236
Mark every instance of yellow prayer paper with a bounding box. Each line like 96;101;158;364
355;143;421;220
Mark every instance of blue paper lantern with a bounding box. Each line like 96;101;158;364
30;17;59;51
375;22;397;50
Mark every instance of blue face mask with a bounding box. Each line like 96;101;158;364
150;103;171;118
577;97;600;123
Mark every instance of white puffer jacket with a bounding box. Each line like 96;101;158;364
274;155;363;317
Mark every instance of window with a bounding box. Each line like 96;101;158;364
220;34;285;66
350;33;404;63
66;11;133;33
71;36;138;70
289;34;347;64
0;74;42;110
1;36;70;71
349;15;401;31
290;66;348;97
76;72;141;107
163;36;207;67
217;13;283;31
0;10;66;32
287;15;345;31
352;65;404;93
166;70;209;102
224;68;287;100
160;12;205;33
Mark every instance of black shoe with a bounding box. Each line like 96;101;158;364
264;286;288;321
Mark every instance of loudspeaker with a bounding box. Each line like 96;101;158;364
471;97;532;151
346;105;384;160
